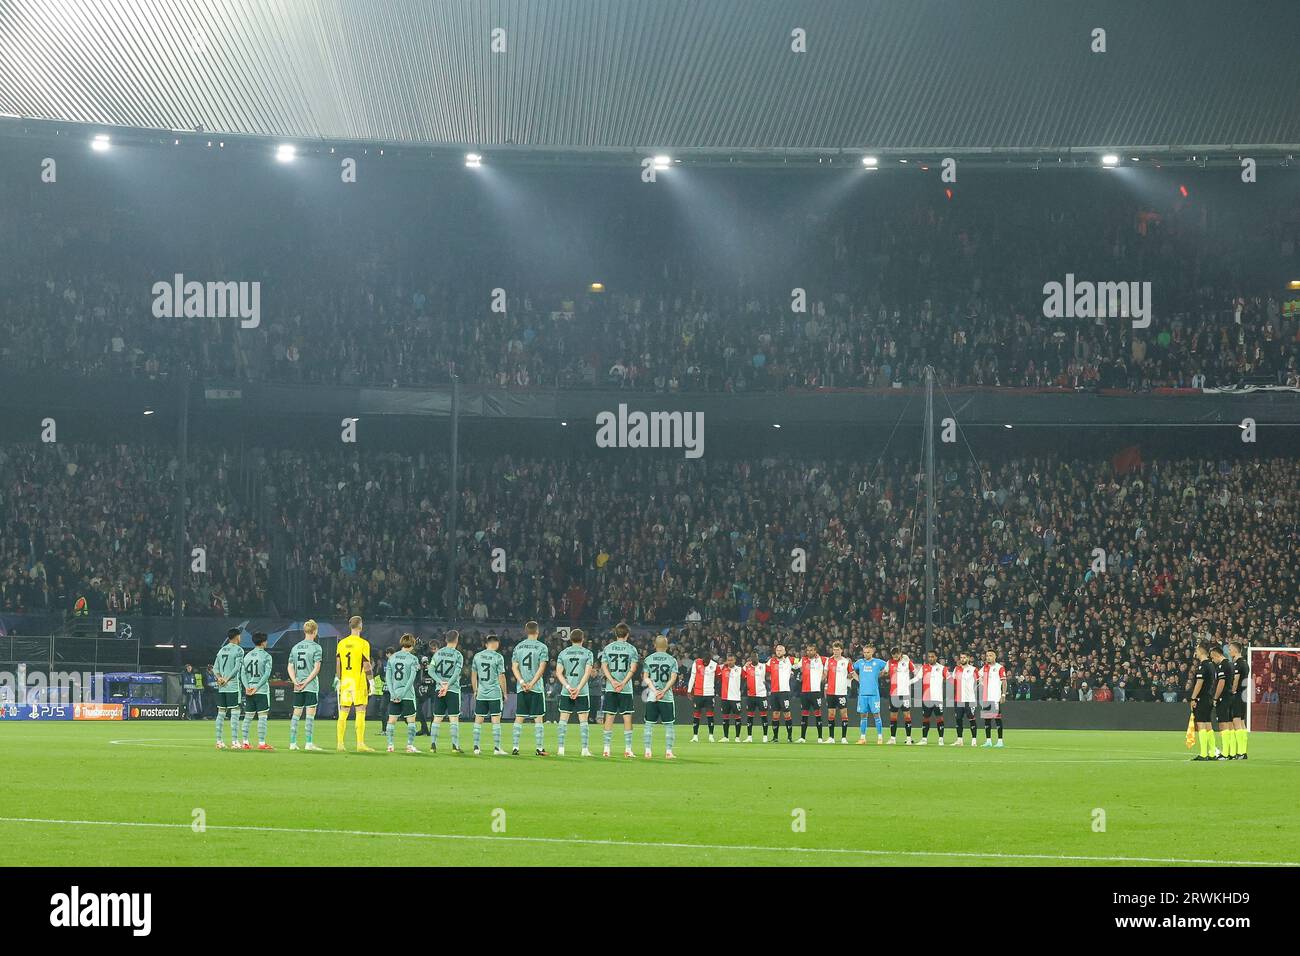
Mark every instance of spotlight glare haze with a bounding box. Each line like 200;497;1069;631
276;144;296;163
465;152;483;168
862;155;878;168
1101;154;1120;168
91;134;110;152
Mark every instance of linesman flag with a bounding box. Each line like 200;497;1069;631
1185;714;1197;749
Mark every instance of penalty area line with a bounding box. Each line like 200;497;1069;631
0;816;1294;867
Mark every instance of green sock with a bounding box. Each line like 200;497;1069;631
472;724;482;748
511;723;522;749
1222;730;1235;757
535;722;545;749
603;729;613;750
431;722;441;745
580;722;589;749
1198;729;1212;757
1238;728;1248;755
492;723;502;748
450;722;460;748
215;710;224;742
407;723;417;747
305;715;314;744
643;725;654;752
289;715;299;745
666;725;675;750
557;720;568;748
624;729;633;753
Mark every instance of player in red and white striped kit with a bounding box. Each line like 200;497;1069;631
717;653;744;741
950;652;980;745
797;643;827;742
765;644;796;743
918;650;949;746
741;653;769;742
885;647;921;744
823;642;853;743
978;649;1007;747
687;655;718;742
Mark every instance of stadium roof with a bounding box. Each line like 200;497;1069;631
1;0;1298;156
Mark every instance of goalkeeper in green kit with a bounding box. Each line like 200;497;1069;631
384;634;422;753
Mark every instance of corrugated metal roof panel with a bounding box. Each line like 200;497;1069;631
1;0;1296;149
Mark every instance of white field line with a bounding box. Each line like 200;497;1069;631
0;816;1294;867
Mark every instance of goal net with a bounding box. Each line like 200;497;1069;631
1248;646;1300;732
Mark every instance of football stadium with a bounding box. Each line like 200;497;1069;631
1;0;1298;927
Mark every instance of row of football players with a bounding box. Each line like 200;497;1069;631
681;641;1009;748
210;619;1009;756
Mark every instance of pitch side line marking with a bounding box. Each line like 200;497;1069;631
0;816;1294;867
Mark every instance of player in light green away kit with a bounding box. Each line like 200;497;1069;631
385;633;422;753
600;622;640;758
555;628;595;756
287;619;324;751
240;632;274;750
642;634;679;759
213;628;245;749
428;630;464;753
471;634;508;755
511;620;550;756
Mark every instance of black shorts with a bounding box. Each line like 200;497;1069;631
692;695;715;715
217;691;240;709
292;691;318;708
1215;698;1235;724
1231;695;1247;721
955;703;977;720
602;691;634;716
744;696;768;714
1193;697;1214;722
515;689;546;719
799;692;822;714
558;693;591;715
432;691;460;717
241;693;270;713
826;695;848;709
644;699;676;725
889;695;913;712
922;703;943;716
719;699;741;715
474;697;503;718
387;698;416;720
769;692;791;712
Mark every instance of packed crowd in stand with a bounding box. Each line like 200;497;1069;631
4;442;1299;702
4;168;1299;394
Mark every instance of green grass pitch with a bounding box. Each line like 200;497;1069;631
1;722;1296;867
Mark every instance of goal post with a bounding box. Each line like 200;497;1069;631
1247;646;1300;732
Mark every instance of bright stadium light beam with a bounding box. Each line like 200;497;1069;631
91;134;111;152
275;144;296;163
862;155;878;168
653;154;672;171
1101;154;1120;168
465;152;483;168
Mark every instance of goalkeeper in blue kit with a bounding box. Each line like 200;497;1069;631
853;645;887;744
